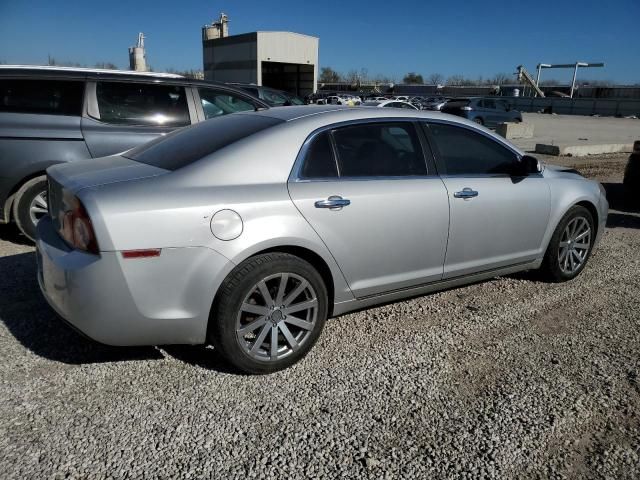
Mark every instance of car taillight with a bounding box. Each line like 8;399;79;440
460;106;473;111
60;197;99;254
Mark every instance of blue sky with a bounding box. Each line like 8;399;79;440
1;0;638;84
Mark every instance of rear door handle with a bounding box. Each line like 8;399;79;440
454;188;479;199
314;195;351;209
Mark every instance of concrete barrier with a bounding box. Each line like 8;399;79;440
535;142;634;156
496;122;534;140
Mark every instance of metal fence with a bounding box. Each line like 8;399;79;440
505;97;640;117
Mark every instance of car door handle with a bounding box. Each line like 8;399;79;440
314;196;351;209
454;188;479;199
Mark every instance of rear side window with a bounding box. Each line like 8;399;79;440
0;79;83;116
333;123;427;177
198;88;255;119
481;99;496;109
299;132;338;179
123;114;283;171
427;123;516;175
95;82;190;126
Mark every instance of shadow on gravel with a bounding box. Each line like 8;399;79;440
0;251;164;365
162;345;238;374
0;223;32;246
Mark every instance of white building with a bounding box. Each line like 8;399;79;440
202;29;318;96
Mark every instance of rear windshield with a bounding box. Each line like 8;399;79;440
123;114;283;171
0;79;84;116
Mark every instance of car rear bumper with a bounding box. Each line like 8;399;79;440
36;216;234;346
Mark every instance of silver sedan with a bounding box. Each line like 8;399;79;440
36;106;608;373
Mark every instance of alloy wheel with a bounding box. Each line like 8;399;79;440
236;273;318;362
558;216;591;274
29;190;48;225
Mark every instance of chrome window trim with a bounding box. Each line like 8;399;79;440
422;118;523;158
421;118;533;179
289;117;437;183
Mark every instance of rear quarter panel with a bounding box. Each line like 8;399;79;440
80;177;355;305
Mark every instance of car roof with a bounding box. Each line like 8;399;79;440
0;64;225;88
238;104;478;125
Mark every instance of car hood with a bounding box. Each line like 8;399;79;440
46;155;168;194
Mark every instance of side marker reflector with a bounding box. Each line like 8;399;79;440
121;249;162;259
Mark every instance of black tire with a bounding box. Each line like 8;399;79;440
473;117;484;125
13;176;48;242
209;252;328;374
540;205;595;282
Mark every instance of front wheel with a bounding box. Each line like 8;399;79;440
210;253;328;374
540;205;595;282
13;176;48;242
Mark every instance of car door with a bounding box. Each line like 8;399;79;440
495;100;512;124
81;80;196;158
288;121;450;298
424;121;551;279
480;98;498;127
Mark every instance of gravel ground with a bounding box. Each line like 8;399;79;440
1;153;639;479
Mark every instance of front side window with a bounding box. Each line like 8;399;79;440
199;88;255;119
496;100;508;111
95;82;190;126
333;122;427;177
0;79;83;116
262;89;288;106
427;123;516;175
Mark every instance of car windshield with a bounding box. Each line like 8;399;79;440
123;114;283;171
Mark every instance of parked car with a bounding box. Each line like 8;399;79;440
441;97;522;128
362;100;419;110
391;96;410;101
623;144;640;207
0;65;269;240
422;96;450;111
327;94;361;106
228;83;305;107
37;106;607;374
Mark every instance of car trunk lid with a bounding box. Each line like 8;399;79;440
46;154;168;195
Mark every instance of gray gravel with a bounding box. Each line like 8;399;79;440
1;154;639;479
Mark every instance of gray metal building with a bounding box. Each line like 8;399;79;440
202;28;318;96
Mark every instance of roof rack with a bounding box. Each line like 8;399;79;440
0;65;184;79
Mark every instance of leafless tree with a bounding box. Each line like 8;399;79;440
427;73;444;85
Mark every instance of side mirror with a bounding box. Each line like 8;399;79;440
513;155;540;176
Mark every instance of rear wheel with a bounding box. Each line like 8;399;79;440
210;253;328;374
13;176;48;242
540;205;594;282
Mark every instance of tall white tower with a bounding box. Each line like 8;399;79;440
128;33;147;72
